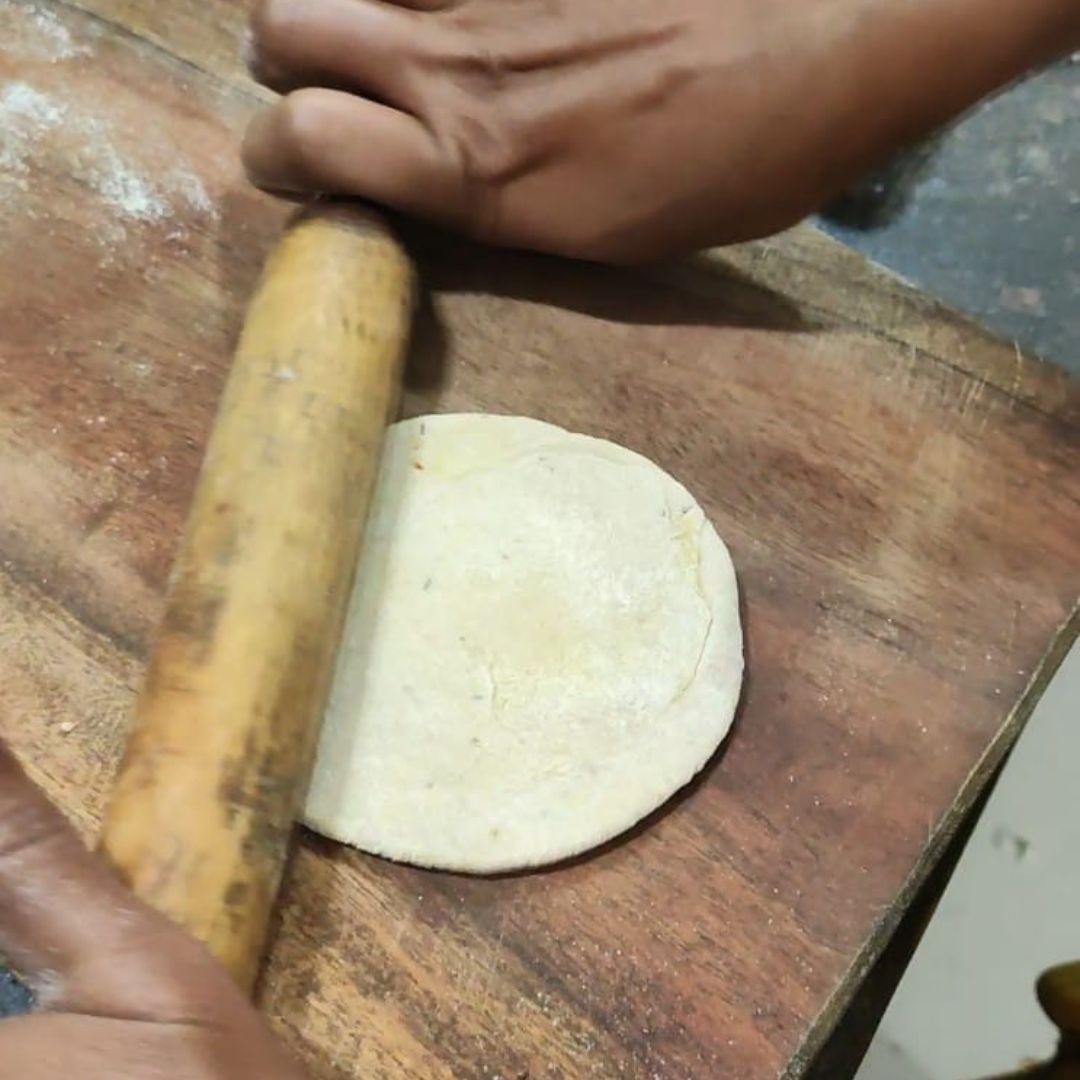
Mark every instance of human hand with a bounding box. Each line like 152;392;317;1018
0;743;307;1079
242;0;1078;263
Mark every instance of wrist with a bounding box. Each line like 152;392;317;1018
855;0;1079;133
808;0;1078;204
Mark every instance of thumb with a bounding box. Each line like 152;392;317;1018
0;743;236;1021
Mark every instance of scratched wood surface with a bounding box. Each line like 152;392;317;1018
1;2;1078;1078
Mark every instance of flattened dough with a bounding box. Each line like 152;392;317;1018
305;414;743;873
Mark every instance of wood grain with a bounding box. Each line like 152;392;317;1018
1;2;1077;1077
99;205;413;992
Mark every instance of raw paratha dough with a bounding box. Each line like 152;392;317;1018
305;414;743;873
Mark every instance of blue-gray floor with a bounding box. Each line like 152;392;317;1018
0;968;30;1015
822;58;1078;371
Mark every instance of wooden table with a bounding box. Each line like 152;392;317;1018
2;2;1077;1077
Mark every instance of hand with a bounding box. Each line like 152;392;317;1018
0;743;307;1079
242;0;1079;263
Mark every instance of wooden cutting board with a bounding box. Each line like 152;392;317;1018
2;2;1078;1078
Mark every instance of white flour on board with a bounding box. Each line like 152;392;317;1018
96;143;170;222
0;1;94;63
0;77;217;248
0;81;67;187
74;115;171;223
165;167;215;216
0;2;217;238
29;6;93;61
0;80;65;126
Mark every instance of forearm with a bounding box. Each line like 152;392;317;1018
766;0;1079;232
842;0;1078;176
877;0;1074;120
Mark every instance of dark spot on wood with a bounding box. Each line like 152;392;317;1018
83;496;120;537
210;520;240;568
161;579;224;656
225;880;250;908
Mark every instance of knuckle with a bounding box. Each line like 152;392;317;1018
250;0;294;56
274;90;332;178
427;96;527;242
451;111;520;187
0;800;67;866
441;118;513;242
412;24;531;239
436;26;512;92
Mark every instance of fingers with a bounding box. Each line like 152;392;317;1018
0;744;233;1020
0;1013;310;1079
250;0;439;102
0;744;134;992
0;1015;221;1078
243;88;466;227
0;748;307;1074
245;0;484;234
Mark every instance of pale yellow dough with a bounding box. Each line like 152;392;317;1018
305;414;743;873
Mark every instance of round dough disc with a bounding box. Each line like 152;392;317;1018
305;414;743;873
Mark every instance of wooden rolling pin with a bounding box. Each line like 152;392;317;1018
99;202;414;993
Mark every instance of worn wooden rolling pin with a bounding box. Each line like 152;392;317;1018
99;202;414;993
